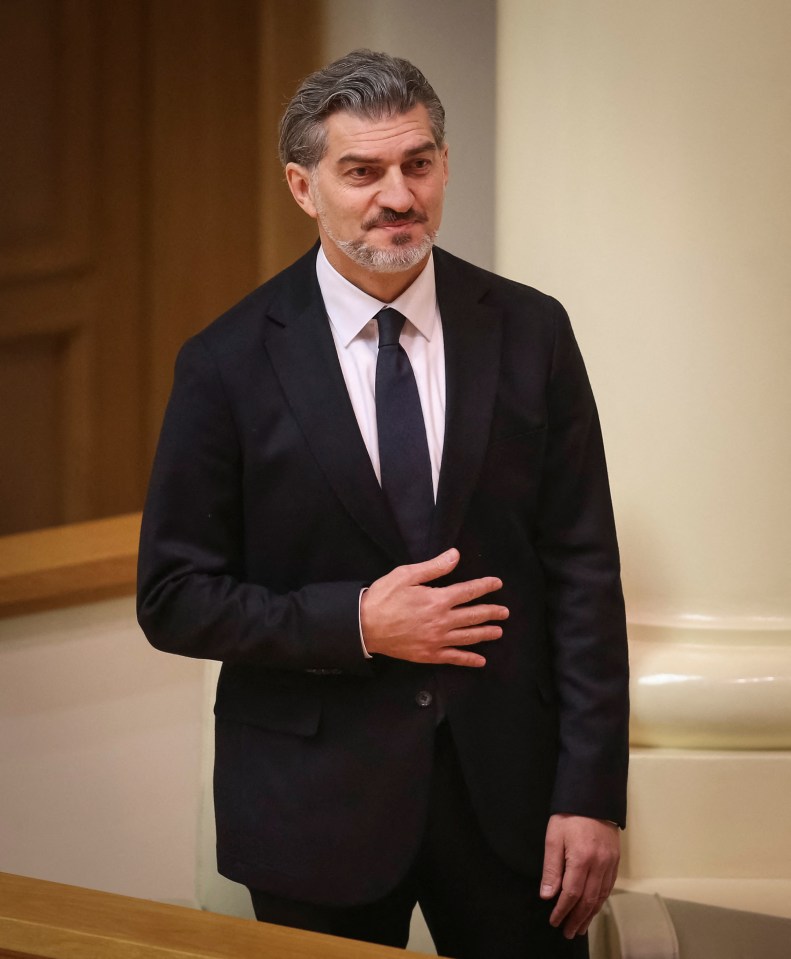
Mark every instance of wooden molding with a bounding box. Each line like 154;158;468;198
0;872;433;959
0;513;140;619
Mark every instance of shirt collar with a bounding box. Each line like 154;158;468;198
316;245;438;348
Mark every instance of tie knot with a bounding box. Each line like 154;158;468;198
376;307;406;348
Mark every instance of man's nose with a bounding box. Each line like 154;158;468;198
376;169;413;212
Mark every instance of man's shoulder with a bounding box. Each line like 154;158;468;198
433;247;567;320
192;245;320;352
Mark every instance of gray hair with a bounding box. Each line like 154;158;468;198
279;49;445;168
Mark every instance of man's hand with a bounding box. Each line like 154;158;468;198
540;814;620;939
360;548;508;666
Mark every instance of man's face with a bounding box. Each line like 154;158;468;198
286;105;449;288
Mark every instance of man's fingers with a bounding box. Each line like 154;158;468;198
558;871;613;939
435;648;488;668
442;575;504;606
548;871;583;927
398;551;505;609
410;625;502;664
560;898;603;940
443;624;504;647
399;547;460;585
448;603;509;629
549;868;610;935
540;824;564;901
542;814;620;937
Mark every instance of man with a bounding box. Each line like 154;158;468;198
138;50;629;959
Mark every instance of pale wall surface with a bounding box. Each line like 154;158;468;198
497;0;790;743
0;598;203;907
497;0;791;915
497;0;790;626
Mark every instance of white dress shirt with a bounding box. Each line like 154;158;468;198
316;246;446;498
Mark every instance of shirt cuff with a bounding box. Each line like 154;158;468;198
358;587;372;659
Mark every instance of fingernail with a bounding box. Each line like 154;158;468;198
541;884;553;897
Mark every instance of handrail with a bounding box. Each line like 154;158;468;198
0;513;140;619
0;872;434;958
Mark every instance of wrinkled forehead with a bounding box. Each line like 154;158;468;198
321;104;439;157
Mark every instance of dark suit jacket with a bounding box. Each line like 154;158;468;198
137;245;629;907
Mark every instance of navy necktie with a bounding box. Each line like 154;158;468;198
375;307;434;561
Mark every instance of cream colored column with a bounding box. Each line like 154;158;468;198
497;0;790;749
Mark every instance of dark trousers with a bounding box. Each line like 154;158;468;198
248;723;588;959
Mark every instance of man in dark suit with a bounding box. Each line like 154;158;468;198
138;50;628;959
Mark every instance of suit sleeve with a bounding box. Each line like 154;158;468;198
535;301;630;827
137;335;373;676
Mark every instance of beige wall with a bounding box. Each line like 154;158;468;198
497;0;791;913
0;599;204;908
497;0;790;745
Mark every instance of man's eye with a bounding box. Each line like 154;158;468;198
409;158;432;172
349;167;371;178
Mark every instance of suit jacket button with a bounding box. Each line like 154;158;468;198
415;690;433;707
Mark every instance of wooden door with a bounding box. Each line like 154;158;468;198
0;0;320;535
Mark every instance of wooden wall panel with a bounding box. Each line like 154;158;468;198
0;0;99;534
0;282;95;530
0;334;63;531
91;0;145;517
0;0;93;281
142;0;262;456
0;0;142;534
0;0;324;535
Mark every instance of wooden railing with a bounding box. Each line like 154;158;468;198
0;513;140;619
0;872;436;959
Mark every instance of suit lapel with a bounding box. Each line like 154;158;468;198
433;250;502;552
262;250;407;563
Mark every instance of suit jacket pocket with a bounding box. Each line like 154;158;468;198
214;664;321;737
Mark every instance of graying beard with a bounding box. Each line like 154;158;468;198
334;231;436;274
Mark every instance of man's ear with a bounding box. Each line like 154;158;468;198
285;163;318;218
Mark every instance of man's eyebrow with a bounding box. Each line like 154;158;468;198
336;141;438;166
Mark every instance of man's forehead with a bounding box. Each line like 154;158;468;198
322;105;437;157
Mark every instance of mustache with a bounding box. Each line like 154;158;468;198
363;209;429;230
